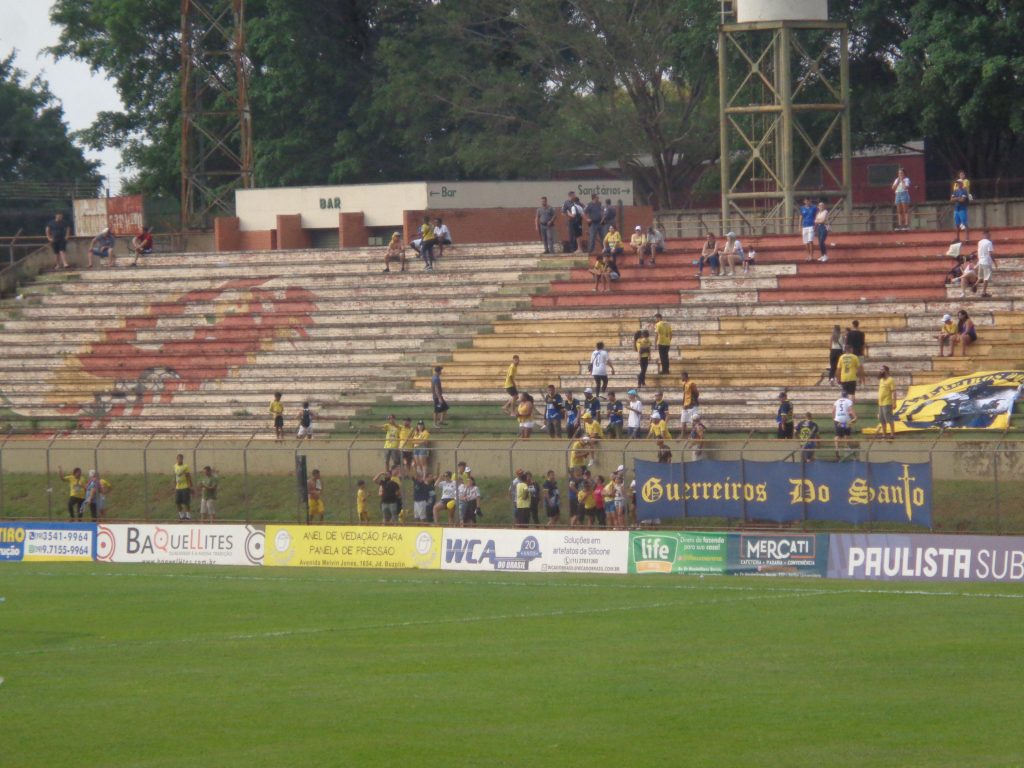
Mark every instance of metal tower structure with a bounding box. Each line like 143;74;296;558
718;0;851;234
180;0;253;230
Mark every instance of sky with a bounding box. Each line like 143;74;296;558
0;0;125;192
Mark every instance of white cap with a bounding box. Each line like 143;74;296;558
726;231;736;237
616;464;625;473
583;387;593;394
635;225;642;231
582;436;591;442
88;469;97;477
942;313;952;322
464;466;471;473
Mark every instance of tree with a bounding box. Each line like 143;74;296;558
0;52;100;234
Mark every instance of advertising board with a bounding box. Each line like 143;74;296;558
264;525;440;570
729;533;829;577
0;522;95;562
628;531;728;575
828;533;1024;583
441;529;628;574
95;524;264;566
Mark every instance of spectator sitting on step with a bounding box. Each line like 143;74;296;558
603;224;625;258
88;228;115;268
697;232;720;277
629;226;647;265
433;217;452;257
644;225;665;264
937;313;957;357
129;226;153;266
721;232;744;276
952;309;977;357
742;245;756;274
383;232;405;272
959;253;980;297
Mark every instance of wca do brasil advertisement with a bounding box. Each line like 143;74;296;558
635;459;932;526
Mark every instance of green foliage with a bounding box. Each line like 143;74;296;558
0;53;100;233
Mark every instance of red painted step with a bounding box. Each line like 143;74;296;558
760;286;947;303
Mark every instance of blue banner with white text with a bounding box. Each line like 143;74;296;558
634;459;931;527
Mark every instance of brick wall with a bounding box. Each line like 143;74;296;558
403;206;654;245
214;217;241;251
338;212;368;247
276;214;311;250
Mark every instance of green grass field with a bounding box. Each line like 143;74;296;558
3;563;1023;767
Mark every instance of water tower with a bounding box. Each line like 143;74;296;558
718;0;851;233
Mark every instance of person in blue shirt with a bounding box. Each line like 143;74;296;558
951;180;970;242
563;391;582;437
605;391;624;438
543;384;565;438
583;388;601;419
651;391;669;422
798;198;817;261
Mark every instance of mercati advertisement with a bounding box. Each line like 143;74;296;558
0;522;96;562
629;531;728;575
95;524;264;566
729;533;829;577
829;533;1024;583
441;529;628;574
634;459;932;527
264;525;440;570
864;370;1024;434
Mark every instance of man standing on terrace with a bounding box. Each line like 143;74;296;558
536;197;558;254
798;198;817;261
502;355;520;416
584;194;603;253
845;320;868;360
653;314;672;375
977;230;996;297
562;191;583;252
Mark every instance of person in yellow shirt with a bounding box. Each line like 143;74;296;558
653;313;672;374
937;312;958;357
58;465;86;520
577;479;597;522
356;480;368;523
173;453;192;520
411;420;432;479
603;224;624;256
307;469;324;524
420;216;438;270
516;393;536;438
583;412;604;441
590;254;610;293
381;414;401;473
629;226;647;264
502;355;520;416
269;391;285;440
398;417;414;477
569;437;590;470
383;231;405;273
647;413;671;440
836;344;862;398
877;365;896;440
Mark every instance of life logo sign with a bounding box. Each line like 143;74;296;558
631;535;678;573
95;524;264;566
442;531;543;572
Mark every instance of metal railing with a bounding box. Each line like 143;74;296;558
1;434;1020;534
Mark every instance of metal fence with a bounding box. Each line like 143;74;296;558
1;434;1021;533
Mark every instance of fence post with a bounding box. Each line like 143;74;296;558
739;431;755;526
142;434;156;520
45;433;59;520
242;432;256;522
992;438;1002;534
864;436;876;530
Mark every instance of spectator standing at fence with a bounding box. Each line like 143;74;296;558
564;391;582;438
584;194;603;253
96;475;112;520
306;469;325;524
459;476;480;526
129;226;153;266
58;466;86;520
892;168;912;231
877;366;896;441
411;420;431;479
381;414;401;473
562;191;584;252
951;180;970;242
954;309;977;356
434;471;456;526
398;417;415;476
543;384;564;438
796;413;819;462
45;212;71;270
514;472;532;527
832;393;857;460
501;355;520;416
375;469;402;525
542;470;561;526
836;345;862;398
412;473;433;523
88;228;115;268
431;366;449;427
798;198;817;261
976;230;996;297
199;466;219;522
173;454;192;521
297;402;314;440
827;325;844;385
590;341;614;394
356;480;369;523
81;470;100;521
656;438;672;463
605;391;624;439
626;389;643;438
776;392;794;439
653;314;672;374
269;392;285;440
689;416;706;461
634;330;651;387
536;196;558;254
567;467;584;526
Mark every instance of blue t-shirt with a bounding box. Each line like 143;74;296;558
584;201;602;223
545;393;564;421
565;398;580;428
800;205;816;227
652;399;669;420
952;188;969;212
607;400;624;426
584;396;601;418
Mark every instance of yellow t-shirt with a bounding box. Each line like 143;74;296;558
269;400;284;416
517;401;532;424
630;233;646;248
516;482;531;509
636;338;651;357
648;421;670;439
578;487;597;510
604;231;623;248
356;488;367;515
383;424;400;449
411;429;430;448
65;474;86;499
941;321;956;336
878;377;895;407
655;320;672;345
569;440;588;468
504;363;518;389
682;381;697;408
422;222;435;240
837;353;860;383
174;463;191;490
398;425;413;449
584;420;604;439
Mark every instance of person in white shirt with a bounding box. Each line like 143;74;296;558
721;231;744;275
832;394;857;460
433;217;452;258
892;168;911;230
626;389;643;438
590;341;615;395
976;230;995;297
